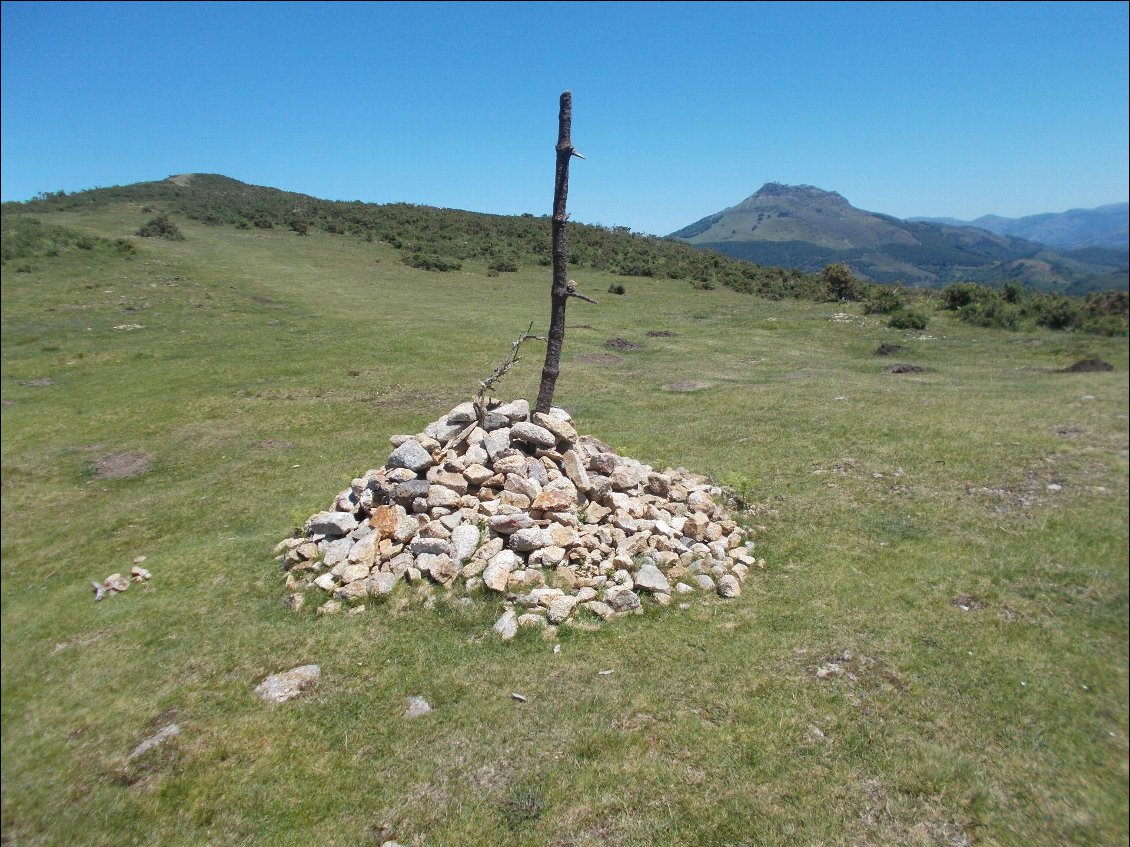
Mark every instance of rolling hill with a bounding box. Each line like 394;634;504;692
671;183;1129;292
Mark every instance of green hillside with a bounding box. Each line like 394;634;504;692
1;194;1127;846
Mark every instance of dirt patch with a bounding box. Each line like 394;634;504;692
604;337;638;351
1062;358;1113;373
575;353;622;365
662;381;710;392
19;377;54;387
888;364;925;374
874;343;904;356
93;452;153;480
253;439;294;450
646;330;677;338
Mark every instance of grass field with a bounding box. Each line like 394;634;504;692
2;207;1127;846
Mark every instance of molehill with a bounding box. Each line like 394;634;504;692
273;398;763;636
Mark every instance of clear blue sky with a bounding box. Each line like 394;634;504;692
2;1;1127;235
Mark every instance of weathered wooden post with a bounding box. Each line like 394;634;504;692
535;90;594;415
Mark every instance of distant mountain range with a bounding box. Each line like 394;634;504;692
671;183;1128;293
908;203;1128;251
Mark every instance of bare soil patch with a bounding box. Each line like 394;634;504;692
662;381;710;392
646;330;677;338
604;337;638;351
253;439;294;450
19;377;54;387
889;364;925;374
575;353;622;365
874;343;904;356
1062;358;1113;373
93;452;153;480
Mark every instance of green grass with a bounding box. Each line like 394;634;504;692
2;206;1127;846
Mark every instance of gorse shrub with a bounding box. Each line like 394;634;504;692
887;308;930;330
136;213;184;240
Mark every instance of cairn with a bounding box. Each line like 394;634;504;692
273;399;763;635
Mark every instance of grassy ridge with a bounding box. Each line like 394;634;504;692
1;205;1127;846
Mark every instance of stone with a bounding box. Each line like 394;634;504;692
127;723;181;761
426;485;462;510
255;665;320;703
581;600;616;621
463;463;494;486
489;512;534;534
283;592;305;612
633;563;671;594
692;574;716;591
509;527;553;552
104;573;130;594
546;594;579;624
606;589;641;613
367;572;398;596
483;550;520;592
338;563;370;584
306;511;359;536
494;399;530;421
408;536;452;557
492;609;518;640
532;412;577;444
334;580;370;602
450;524;480;563
510;421;557;449
322;536;354;566
317;599;342;615
531;488;574;511
403;696;433;718
483;429;511;459
348;534;378;568
393;479;430;503
314;573;338;591
717;575;741;598
130;566;151;582
517;612;547;628
386;440;433;473
561;449;591;491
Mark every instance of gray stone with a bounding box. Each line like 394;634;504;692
546;594;579;624
509;527;553;552
606;589;641;613
255;665;320;703
450;524;480;563
321;536;353;566
494;399;530;421
693;574;716;591
403;696;432;718
483;430;511;459
387;440;433;473
532;412;577;444
510;422;557;449
408;536;452;556
394;479;430;503
717;574;741;598
367;572;398;596
483;550;520;592
633;563;671;594
127;723;181;761
306;511;359;536
492;609;518;640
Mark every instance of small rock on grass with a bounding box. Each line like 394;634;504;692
127;723;180;761
255;664;321;703
403;696;432;718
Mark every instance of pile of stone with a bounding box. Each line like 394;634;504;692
273;398;763;636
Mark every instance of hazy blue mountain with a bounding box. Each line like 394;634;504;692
911;203;1128;251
